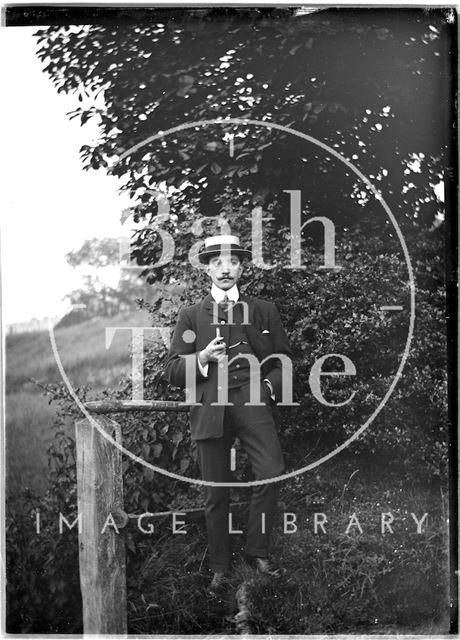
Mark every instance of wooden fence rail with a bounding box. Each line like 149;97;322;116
75;400;190;635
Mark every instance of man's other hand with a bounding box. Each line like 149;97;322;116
199;336;227;365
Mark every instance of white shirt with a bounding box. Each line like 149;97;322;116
211;283;239;303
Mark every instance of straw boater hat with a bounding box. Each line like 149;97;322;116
197;234;252;264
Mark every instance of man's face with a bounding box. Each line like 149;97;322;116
206;253;243;290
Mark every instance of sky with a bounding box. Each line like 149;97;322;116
1;27;132;325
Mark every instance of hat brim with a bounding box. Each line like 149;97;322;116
197;247;252;264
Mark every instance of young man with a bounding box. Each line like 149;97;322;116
165;234;292;592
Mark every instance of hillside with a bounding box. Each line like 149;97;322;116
5;308;155;495
6;309;154;393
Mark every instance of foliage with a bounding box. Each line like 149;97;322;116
35;8;451;239
135;215;448;483
65;237;121;268
124;473;449;634
32;9;450;481
6;398;83;633
58;237;153;326
244;482;449;634
7;438;449;634
5;8;451;633
6;214;448;631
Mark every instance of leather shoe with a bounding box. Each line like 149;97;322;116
244;555;282;577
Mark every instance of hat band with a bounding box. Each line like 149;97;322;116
204;234;240;248
203;243;243;253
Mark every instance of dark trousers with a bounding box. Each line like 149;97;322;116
195;382;285;572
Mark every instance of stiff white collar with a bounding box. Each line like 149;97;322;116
211;283;239;303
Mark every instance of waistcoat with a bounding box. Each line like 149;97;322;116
218;302;259;389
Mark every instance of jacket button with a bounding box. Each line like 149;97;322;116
217;385;222;391
219;363;224;369
236;364;240;369
220;320;225;325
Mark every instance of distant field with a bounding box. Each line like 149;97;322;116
5;309;156;496
6;309;153;393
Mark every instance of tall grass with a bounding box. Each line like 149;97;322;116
5;314;451;634
5;392;58;496
6;309;151;393
5;310;152;496
125;479;450;635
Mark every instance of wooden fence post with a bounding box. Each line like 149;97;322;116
75;415;127;635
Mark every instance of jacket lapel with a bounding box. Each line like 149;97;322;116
239;294;263;356
203;293;228;320
239;294;255;326
202;293;214;316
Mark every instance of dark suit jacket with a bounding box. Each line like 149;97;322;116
165;293;293;440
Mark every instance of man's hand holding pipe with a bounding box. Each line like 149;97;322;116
199;336;227;365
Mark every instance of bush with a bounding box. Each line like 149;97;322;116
6;219;448;632
6;416;82;633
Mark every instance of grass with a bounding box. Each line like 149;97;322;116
4;314;452;634
5;309;151;393
5;309;151;496
6;473;450;634
5;392;60;496
125;473;450;635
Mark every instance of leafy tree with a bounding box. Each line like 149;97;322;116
5;11;452;632
65;237;121;268
59;237;152;325
34;8;450;478
35;7;451;248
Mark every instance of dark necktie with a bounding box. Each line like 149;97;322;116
219;294;235;313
